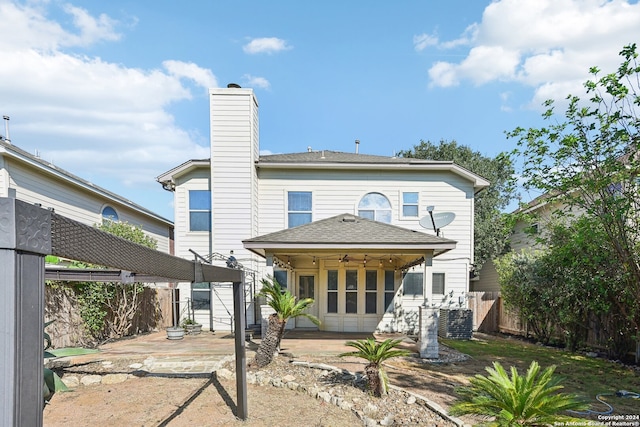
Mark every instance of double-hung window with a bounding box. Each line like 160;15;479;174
189;190;211;232
402;192;419;217
288;191;312;228
432;273;445;295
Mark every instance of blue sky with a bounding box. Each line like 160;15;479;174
1;0;639;220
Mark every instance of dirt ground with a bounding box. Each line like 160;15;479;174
43;374;363;427
43;352;476;427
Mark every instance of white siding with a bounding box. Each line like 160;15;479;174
210;88;260;271
473;259;500;292
173;169;212;259
257;167;474;284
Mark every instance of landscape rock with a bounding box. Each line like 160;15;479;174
80;375;102;386
102;374;129;385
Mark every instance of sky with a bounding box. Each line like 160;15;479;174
1;0;639;220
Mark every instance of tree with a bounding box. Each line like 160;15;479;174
251;276;319;368
449;361;587;426
399;140;516;271
339;338;410;397
508;44;640;347
494;250;556;344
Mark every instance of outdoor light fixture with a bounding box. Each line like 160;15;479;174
312;257;316;265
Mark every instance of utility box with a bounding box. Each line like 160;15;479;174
439;308;473;340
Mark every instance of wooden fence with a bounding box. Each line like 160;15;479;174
467;291;527;336
467;292;637;360
45;284;173;348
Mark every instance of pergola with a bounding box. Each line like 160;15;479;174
0;197;248;426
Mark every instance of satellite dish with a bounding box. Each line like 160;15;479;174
419;212;455;234
433;212;455;229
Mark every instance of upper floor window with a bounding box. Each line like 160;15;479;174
402;192;419;217
358;192;392;223
189;190;211;232
288;191;312;228
101;206;119;223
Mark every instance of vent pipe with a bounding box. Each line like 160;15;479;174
2;115;9;143
355;139;360;154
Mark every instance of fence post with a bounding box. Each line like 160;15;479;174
233;273;247;420
0;198;51;427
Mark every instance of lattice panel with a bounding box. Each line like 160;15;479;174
50;213;241;283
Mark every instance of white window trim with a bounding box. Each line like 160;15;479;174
399;190;420;220
285;189;313;228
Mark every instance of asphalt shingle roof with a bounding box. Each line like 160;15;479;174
258;150;452;165
243;213;456;248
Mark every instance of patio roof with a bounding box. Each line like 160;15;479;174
242;213;456;257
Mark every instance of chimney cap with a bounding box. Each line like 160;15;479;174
227;83;241;88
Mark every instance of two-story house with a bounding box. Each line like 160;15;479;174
157;86;489;334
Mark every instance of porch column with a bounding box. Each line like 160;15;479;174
0;198;50;427
419;251;438;358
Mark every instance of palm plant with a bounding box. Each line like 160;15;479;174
339;338;411;397
251;276;319;368
449;361;588;426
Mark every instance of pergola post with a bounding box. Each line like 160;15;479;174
233;273;248;420
0;198;50;427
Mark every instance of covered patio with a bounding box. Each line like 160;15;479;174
243;213;457;333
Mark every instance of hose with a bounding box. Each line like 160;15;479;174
569;390;640;416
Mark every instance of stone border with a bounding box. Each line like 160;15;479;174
271;360;467;427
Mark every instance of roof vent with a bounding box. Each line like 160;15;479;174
227;83;241;88
355;139;360;154
307;146;312;152
342;215;357;223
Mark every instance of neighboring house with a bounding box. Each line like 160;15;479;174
0;139;173;256
472;193;579;292
157;85;489;334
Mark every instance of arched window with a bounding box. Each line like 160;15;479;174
102;206;119;222
358;192;392;223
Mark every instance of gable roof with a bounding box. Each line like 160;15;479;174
0;140;172;225
257;150;490;190
156;158;210;191
243;213;456;257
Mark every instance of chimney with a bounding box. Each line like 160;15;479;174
355;139;360;154
2;115;9;143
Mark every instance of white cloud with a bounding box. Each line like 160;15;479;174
413;33;438;52
61;3;121;47
0;1;216;217
163;60;218;90
243;37;292;54
427;0;640;106
242;74;270;89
